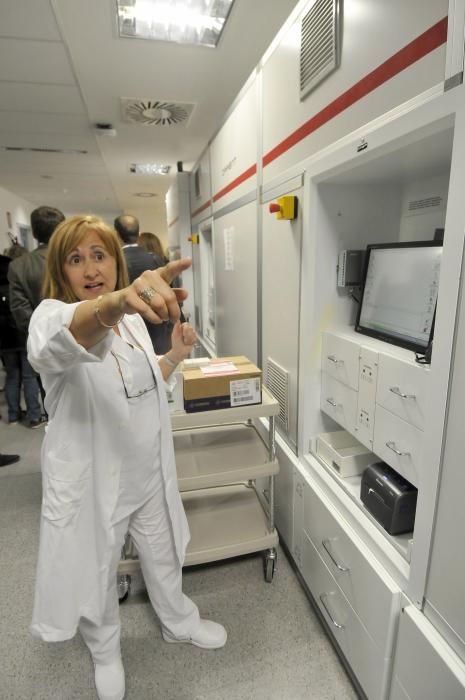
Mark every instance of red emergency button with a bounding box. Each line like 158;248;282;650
269;203;281;214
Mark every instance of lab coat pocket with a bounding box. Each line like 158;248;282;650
42;455;91;527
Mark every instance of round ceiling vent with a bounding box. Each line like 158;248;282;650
121;99;195;126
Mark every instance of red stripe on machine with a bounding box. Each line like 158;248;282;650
192;200;212;217
212;164;257;202
262;17;448;167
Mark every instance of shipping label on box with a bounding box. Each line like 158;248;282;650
182;356;262;412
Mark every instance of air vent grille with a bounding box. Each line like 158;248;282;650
300;0;342;101
121;99;195;127
408;196;443;212
266;357;289;432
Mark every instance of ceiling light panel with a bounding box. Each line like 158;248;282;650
116;0;235;48
130;163;171;174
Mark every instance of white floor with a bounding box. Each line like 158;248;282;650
0;385;359;700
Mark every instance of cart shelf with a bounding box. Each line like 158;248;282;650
174;423;279;491
181;484;279;566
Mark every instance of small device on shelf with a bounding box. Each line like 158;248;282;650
360;461;418;535
355;240;443;353
337;249;365;288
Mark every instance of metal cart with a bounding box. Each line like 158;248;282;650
117;386;280;601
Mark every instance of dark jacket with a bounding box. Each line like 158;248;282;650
122;246;172;354
8;245;48;336
0;255;21;351
123;246;164;282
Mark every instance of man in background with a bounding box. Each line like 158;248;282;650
8;206;65;335
8;206;65;423
114;214;174;353
114;214;158;281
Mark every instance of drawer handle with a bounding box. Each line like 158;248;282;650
389;386;416;400
386;441;410;457
327;354;343;365
322;538;349;572
326;398;337;407
319;593;344;629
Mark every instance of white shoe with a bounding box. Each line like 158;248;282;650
162;619;227;649
94;657;125;700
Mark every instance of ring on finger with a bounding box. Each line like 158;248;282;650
138;287;157;304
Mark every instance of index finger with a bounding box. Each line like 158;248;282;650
158;257;192;286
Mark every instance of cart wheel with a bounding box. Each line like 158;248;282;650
264;549;277;582
117;574;131;603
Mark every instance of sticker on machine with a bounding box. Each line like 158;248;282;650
230;377;261;407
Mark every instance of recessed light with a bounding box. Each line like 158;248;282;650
130;163;171;175
133;192;157;198
116;0;235;48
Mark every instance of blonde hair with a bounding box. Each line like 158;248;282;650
138;232;166;260
43;214;129;302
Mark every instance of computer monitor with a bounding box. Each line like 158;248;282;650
355;241;442;353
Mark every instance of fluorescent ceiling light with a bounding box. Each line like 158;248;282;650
133;191;157;197
116;0;235;48
130;163;171;174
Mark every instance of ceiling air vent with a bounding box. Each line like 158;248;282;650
300;0;342;101
121;99;195;126
266;357;289;433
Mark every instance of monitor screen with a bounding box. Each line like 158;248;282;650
355;241;442;353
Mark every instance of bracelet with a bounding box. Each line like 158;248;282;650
163;354;179;369
94;295;124;329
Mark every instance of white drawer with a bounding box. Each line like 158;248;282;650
302;532;390;700
321;373;358;434
322;332;360;390
373;405;423;488
390;606;465;700
377;355;429;430
303;481;400;653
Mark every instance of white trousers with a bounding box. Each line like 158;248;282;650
79;486;200;664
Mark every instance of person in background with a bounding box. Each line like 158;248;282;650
114;215;156;281
8;206;65;420
8;206;65;335
115;216;174;354
138;231;167;266
28;215;226;700
0;252;42;427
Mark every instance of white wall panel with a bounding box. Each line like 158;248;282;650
213;202;258;362
210;79;258;213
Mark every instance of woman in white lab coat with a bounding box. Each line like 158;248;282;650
28;214;226;700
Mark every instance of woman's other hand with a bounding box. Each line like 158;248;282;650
117;258;192;324
170;321;197;364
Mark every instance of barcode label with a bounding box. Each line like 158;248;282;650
230;378;261;407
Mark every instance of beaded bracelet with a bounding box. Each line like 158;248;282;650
94;295;124;329
163;354;179;369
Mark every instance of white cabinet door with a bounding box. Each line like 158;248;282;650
322;332;360;390
321;373;358;433
302;532;390;700
303;481;401;654
377;354;428;431
390;606;465;700
373;405;423;487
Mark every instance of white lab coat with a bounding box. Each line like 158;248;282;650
27;299;190;642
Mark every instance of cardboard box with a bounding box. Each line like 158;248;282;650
182;356;262;413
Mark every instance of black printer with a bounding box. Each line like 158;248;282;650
360;462;417;535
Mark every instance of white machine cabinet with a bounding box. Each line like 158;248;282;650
390;605;465;700
118;387;280;592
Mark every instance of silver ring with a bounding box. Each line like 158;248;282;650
138;287;156;304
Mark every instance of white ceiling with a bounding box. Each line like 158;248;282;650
0;0;299;218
